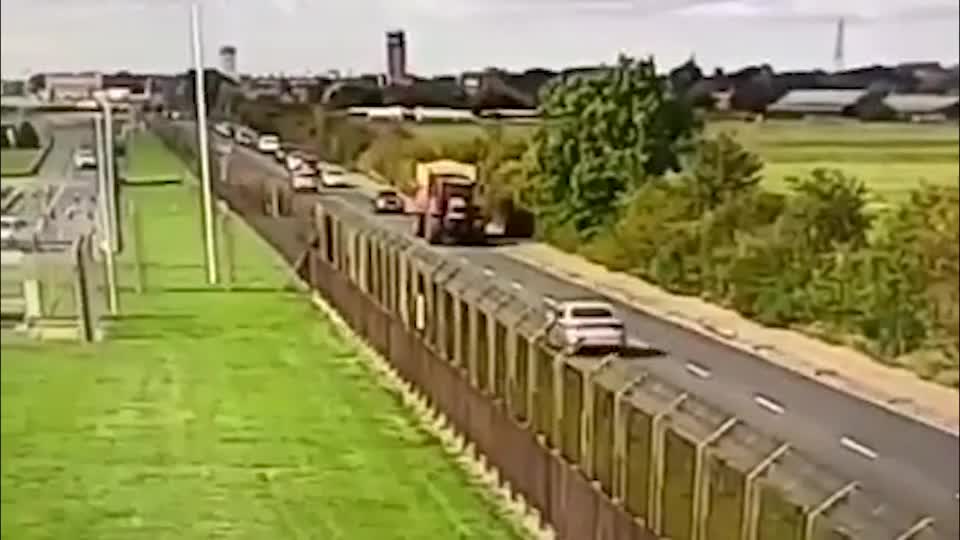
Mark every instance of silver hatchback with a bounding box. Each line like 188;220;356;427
545;299;627;355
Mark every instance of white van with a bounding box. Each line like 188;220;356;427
257;134;280;153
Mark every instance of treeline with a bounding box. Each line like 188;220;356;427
250;57;960;386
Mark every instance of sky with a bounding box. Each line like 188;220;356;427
1;0;958;78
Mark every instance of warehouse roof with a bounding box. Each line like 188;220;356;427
882;93;959;113
767;89;867;113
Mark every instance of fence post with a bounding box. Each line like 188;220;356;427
218;200;236;288
803;481;858;540
692;417;739;540
740;443;791;540
23;279;42;320
129;199;146;293
582;354;617;478
649;393;689;535
102;235;119;316
73;236;94;342
270;183;280;218
613;374;647;502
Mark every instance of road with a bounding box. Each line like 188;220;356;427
222;138;959;536
3;117;100;246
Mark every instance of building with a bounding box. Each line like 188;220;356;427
881;94;959;122
43;72;103;102
765;89;867;117
219;46;237;76
386;30;408;85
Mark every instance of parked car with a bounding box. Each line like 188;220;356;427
234;127;256;146
290;163;318;192
284;151;308;172
257;134;280;153
372;189;404;214
544;299;627;355
72;146;97;169
318;167;349;188
213;121;233;138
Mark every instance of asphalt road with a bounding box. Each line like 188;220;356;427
6;117;101;246
222;137;959;536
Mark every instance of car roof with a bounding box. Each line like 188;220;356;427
561;300;616;311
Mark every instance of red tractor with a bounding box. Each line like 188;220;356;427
410;160;486;245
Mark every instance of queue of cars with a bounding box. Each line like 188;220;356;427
210;120;630;357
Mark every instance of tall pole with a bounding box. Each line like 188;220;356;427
93;113;119;315
191;1;219;285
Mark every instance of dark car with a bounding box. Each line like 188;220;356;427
372;189;405;214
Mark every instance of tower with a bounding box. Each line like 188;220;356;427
386;30;407;85
833;18;845;72
219;45;237;76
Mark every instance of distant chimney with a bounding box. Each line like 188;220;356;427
386;30;407;85
219;45;237;76
833;18;845;72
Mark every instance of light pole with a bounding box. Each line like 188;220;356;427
93;92;119;253
93;112;119;315
191;1;219;286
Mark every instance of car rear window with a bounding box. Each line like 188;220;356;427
570;307;613;318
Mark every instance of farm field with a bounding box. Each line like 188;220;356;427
0;181;521;539
399;119;960;200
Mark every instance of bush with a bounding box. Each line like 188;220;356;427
16;121;40;148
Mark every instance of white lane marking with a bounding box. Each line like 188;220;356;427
685;362;711;378
840;436;879;460
483;268;495;277
511;281;524;290
754;394;786;415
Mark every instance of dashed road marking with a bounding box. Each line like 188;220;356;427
840;436;879;460
754;394;786;415
511;281;524;290
483;268;495;277
684;362;711;378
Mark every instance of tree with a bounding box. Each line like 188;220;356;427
529;55;700;237
779;169;873;253
680;132;764;210
16;121;40;149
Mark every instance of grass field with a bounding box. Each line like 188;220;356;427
0;148;43;177
124;132;184;184
1;181;521;538
399;119;959;200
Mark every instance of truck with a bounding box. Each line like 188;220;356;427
410;160;485;245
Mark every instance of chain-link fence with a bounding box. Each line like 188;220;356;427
2;235;109;341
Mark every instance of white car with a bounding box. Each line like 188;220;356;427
545;299;627;355
290;163;318;192
72;147;97;169
234;128;256;146
319;168;349;188
257;134;280;153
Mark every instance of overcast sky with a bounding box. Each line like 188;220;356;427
1;0;957;78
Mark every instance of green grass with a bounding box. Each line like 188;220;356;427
1;183;522;539
124;132;185;184
0;148;43;177
401;119;959;200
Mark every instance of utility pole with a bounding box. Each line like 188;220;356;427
191;1;219;285
93;114;118;315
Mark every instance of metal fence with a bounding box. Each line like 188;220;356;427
2;235;109;341
150;118;947;540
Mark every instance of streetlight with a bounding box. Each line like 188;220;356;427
191;1;219;286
